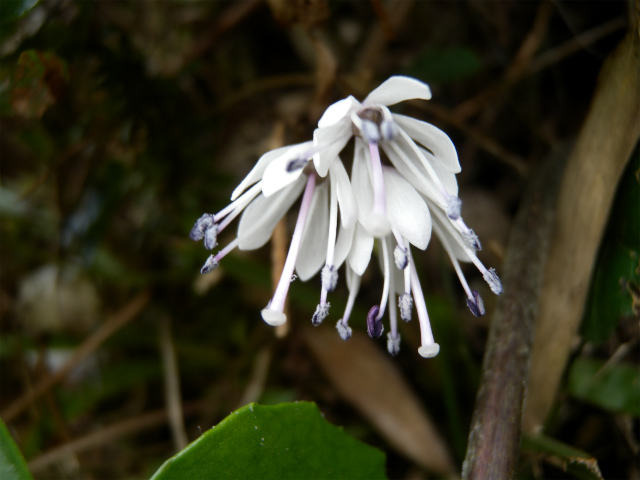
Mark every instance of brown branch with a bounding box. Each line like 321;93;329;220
462;147;567;480
524;27;640;432
1;292;150;422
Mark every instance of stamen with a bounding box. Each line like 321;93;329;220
380;120;398;141
483;268;503;295
408;252;440;358
337;269;361;340
387;332;401;356
286;157;308;172
261;174;317;326
366;306;384;338
398;293;413;322
312;302;331;326
446;196;462;220
215;182;263;233
200;255;219;274
393;245;408;270
466;290;485;317
397;129;452;206
462;228;482;251
368;142;386;208
376;239;391;320
361;119;381;144
190;213;214;241
321;265;338;292
387;258;399;355
204;224;218;250
214;183;262;223
336;319;352;341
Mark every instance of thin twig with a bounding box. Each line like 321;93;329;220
28;401;206;473
1;292;151;422
527;16;626;75
462;148;566;479
414;102;529;175
159;316;188;451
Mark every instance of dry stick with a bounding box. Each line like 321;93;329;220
158;316;189;451
1;291;151;422
415;102;529;176
461;148;567;480
524;26;640;432
453;15;626;122
28;400;206;473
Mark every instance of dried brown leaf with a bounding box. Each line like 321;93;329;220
302;325;456;476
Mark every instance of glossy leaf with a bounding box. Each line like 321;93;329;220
0;418;33;480
150;402;387;480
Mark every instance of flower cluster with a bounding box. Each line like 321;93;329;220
190;76;502;358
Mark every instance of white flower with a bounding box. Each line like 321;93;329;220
190;75;502;360
190;141;357;328
313;76;502;358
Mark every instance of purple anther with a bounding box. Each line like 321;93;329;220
367;305;384;338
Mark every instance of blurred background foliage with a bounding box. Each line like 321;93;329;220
0;0;637;478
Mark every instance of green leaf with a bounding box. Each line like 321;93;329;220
581;151;640;342
567;357;640;416
0;0;39;23
150;402;387;480
522;433;603;480
0;418;34;480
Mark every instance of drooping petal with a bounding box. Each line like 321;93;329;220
237;176;306;250
348;223;374;276
261;147;309;197
382;140;448;211
317;96;360;128
333;222;355;269
363;76;432;107
313;120;353;177
393;114;461;173
350;140;391;237
329;160;357;228
383;167;432;250
231;142;310;200
296;182;330;281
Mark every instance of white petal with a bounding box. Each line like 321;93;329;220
425;147;458;196
351;140;374;220
296;182;329;281
393;114;461;173
334;222;355;269
345;264;361;292
382;141;443;207
318;96;360;128
237;176;306;250
313;121;352;177
348;223;374;276
383;167;432;250
329;160;357;228
261;146;309;197
231;142;308;201
363;76;432;107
